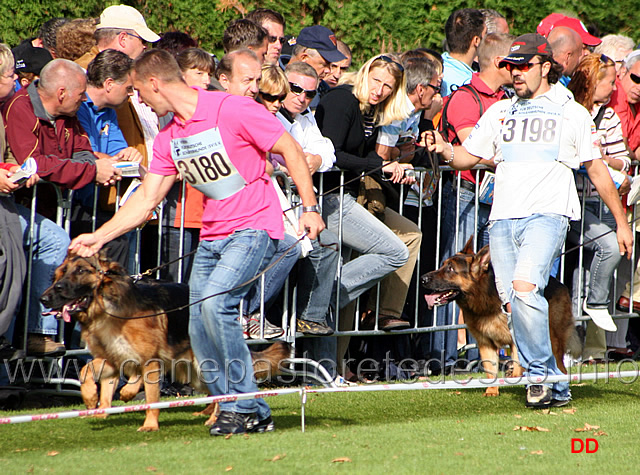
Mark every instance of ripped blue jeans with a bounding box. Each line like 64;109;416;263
489;214;571;401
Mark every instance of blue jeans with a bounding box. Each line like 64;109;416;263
432;181;491;366
322;193;408;309
17;204;69;336
160;226;200;283
296;228;339;323
567;201;620;308
246;233;301;317
188;229;275;418
489;214;571;401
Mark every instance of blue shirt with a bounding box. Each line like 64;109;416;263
441;52;474;97
76;93;128;155
75;93;128;207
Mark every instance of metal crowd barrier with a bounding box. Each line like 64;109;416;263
7;164;640;393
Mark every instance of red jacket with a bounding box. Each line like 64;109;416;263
2;81;97;190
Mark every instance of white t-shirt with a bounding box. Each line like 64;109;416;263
463;83;599;221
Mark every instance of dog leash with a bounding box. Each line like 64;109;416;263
129;148;422;278
94;231;338;320
131;250;198;282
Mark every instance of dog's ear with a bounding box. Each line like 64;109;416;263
471;245;491;276
105;259;128;277
461;235;475;255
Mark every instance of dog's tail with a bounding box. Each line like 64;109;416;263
251;342;291;380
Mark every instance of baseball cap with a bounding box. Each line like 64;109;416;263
498;34;553;67
96;5;160;43
12;42;53;75
536;13;566;36
553;17;601;46
295;25;346;63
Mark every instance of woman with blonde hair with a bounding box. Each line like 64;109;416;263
316;53;421;333
257;62;289;114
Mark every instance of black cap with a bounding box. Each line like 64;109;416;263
498;34;553;68
295;25;346;63
12;42;53;75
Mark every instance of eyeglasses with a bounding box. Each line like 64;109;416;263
630;73;640;84
125;32;146;43
377;55;404;72
503;61;542;72
260;91;287;102
426;83;440;92
268;35;285;45
288;82;317;99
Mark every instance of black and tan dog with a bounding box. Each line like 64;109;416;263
421;241;576;396
40;252;288;431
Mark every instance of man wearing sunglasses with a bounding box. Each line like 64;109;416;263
246;8;286;65
279;62;335;174
608;50;640;161
428;34;633;409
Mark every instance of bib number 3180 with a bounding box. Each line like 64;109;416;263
177;152;232;185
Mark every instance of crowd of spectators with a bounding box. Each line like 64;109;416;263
1;5;640;415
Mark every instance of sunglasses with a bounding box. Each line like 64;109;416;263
377;55;404;72
503;61;542;72
630;73;640;85
268;35;285;45
288;82;317;99
260;91;287;102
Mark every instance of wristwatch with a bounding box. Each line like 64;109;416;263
302;205;321;213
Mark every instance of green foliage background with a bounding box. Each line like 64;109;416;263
1;0;638;65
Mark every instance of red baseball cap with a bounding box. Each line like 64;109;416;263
553;17;601;46
537;13;566;37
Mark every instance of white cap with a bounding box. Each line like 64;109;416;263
96;5;160;43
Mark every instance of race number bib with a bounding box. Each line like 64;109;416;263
170;128;247;200
500;101;563;163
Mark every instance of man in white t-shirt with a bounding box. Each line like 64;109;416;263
428;34;633;408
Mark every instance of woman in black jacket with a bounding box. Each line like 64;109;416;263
316;54;422;332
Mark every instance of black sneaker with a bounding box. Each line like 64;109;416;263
0;337;25;362
297;319;334;336
209;410;258;436
248;415;275;433
550;397;572;408
525;384;552;408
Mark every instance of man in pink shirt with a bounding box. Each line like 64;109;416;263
70;49;324;436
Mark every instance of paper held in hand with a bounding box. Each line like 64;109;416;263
9;157;37;184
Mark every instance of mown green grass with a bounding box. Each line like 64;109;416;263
2;364;639;474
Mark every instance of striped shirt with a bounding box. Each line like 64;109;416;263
578;105;630;196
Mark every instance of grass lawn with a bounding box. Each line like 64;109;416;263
1;363;639;474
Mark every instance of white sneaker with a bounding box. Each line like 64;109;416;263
583;301;617;332
627;175;640;205
333;375;357;388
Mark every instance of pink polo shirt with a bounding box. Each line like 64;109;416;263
151;89;285;240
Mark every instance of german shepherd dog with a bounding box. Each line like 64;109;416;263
421;241;576;396
40;252;289;431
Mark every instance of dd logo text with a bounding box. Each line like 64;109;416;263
571;438;599;453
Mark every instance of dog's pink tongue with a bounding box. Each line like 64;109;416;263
424;294;438;309
62;307;72;323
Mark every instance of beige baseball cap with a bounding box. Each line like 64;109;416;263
96;5;160;43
